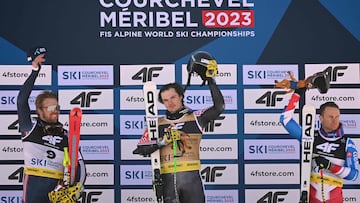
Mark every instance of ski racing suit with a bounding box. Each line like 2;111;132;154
17;69;86;203
280;90;358;203
138;79;224;203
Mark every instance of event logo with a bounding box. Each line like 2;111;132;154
98;0;255;38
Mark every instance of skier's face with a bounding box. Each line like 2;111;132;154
160;88;183;113
37;98;59;123
320;106;340;132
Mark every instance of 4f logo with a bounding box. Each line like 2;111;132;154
78;191;102;203
71;91;101;107
316;142;339;153
257;191;288;203
322;65;347;82
204;115;225;132
132;67;163;82
201;166;226;182
256;91;287;107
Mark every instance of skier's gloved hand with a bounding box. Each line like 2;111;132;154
314;156;332;169
48;182;84;203
133;140;159;157
294;87;307;97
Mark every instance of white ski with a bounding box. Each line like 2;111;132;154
143;81;163;203
299;104;316;203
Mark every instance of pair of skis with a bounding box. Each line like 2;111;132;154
299;104;315;203
63;107;82;187
143;81;164;203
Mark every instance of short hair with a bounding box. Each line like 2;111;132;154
319;102;339;116
35;90;58;108
158;83;184;104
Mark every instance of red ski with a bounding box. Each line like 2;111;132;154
67;107;82;186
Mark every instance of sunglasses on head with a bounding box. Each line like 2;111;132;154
41;104;60;112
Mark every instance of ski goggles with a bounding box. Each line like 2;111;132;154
41;104;60;112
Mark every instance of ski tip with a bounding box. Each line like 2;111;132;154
70;107;82;116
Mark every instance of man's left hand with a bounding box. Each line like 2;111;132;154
314;156;332;169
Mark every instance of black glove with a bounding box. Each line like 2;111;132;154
294;87;307;96
133;141;159;157
27;46;47;62
314;156;332;169
305;72;330;94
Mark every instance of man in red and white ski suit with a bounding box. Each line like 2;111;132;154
280;87;358;203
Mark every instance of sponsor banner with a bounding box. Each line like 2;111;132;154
244;113;299;134
201;164;238;185
185;90;237;110
245;189;299;203
85;164;114;185
243;64;298;85
120;164;238;185
315;114;360;135
205;190;238;203
120;165;153;185
305;63;360;84
120;89;236;110
203;114;237;135
0;115;23;135
0;65;52;86
120;139;150;160
119;115;147;135
80;140;114;160
119;64;175;85
119;114;237;135
244;139;300;160
0;90;42;111
119;89;166;110
0;139;23;160
80;189;114;203
343;189;360;203
181;64;238;85
58;89;114;110
0;164;22;185
59;114;114;135
121;189;155;203
200;139;238;159
120;189;239;203
121;139;238;160
244;89;293;109
305;88;360;109
0;190;23;202
244;163;299;184
58;65;114;86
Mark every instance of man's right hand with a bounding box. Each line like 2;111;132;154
32;54;46;70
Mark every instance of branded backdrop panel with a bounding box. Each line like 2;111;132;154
1;0;360;202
